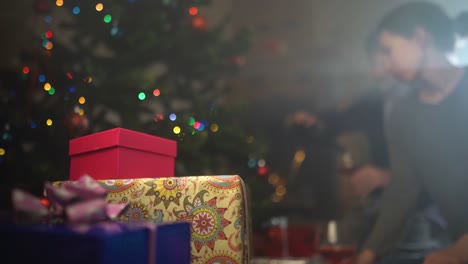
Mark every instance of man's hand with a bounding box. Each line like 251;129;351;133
285;111;319;128
349;165;391;197
355;249;376;264
424;247;464;264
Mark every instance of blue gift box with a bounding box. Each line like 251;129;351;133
1;222;190;264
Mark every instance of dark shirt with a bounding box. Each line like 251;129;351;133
319;88;389;169
364;68;468;256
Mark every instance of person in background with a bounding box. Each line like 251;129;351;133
289;24;447;259
354;2;468;264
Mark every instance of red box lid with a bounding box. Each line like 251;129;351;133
69;127;177;157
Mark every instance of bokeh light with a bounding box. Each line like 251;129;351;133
46;119;53;126
104;14;112;23
38;75;46;83
56;0;63;7
173;126;181;134
96;3;104;11
73;6;81;15
78;97;86;104
0;148;5;156
153;89;160;96
169;113;177;121
44;83;51;91
138;92;146;100
189;7;198;16
210;123;219;132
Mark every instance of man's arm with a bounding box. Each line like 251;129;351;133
357;108;423;262
424;234;468;264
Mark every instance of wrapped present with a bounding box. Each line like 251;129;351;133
5;175;191;264
53;175;251;264
2;222;150;264
69;127;177;180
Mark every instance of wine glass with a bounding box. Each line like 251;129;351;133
317;220;356;264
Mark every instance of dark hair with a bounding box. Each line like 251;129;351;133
370;1;455;52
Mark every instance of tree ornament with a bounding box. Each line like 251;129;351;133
65;112;89;136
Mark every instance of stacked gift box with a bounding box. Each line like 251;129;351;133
2;127;251;264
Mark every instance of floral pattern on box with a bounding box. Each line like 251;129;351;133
53;175;251;264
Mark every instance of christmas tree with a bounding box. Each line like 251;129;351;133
0;0;273;212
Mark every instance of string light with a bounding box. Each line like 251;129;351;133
173;126;181;134
189;7;198;16
78;97;86;104
22;66;30;75
56;0;63;7
45;42;53;50
45;31;53;39
0;148;5;156
48;87;55;95
169;113;177;121
153;88;160;96
46;119;53;126
72;6;81;15
44;83;51;91
104;14;112;23
210;123;219;132
138;92;146;100
38;75;46;83
96;3;104;11
188;117;195;126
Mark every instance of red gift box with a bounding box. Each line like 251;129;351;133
69;127;177;180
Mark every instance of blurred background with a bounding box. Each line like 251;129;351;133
0;0;467;259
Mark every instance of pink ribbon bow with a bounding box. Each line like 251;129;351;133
12;175;128;225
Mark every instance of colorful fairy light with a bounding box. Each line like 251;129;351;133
78;97;86;104
96;3;104;12
0;148;5;156
104;14;112;23
153;88;160;96
169;113;177;121
188;117;195;126
111;27;119;36
248;159;256;168
45;42;53;50
173;126;181;134
22;66;30;75
138;92;146;100
45;31;53;39
189;7;198;16
46;119;53;126
72;6;81;15
48;87;55;95
56;0;63;7
258;159;266;167
44;83;51;91
38;75;46;82
210;123;219;132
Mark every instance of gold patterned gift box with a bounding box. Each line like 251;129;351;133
53;175;251;264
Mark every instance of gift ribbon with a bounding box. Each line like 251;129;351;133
12;175;128;224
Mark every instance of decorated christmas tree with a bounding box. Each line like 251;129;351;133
0;0;273;211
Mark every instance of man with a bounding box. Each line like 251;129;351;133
356;2;468;264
